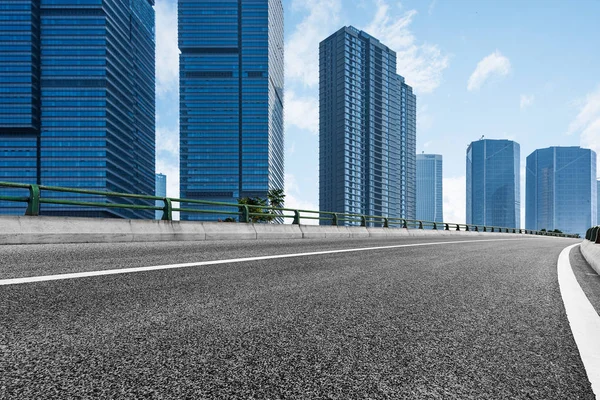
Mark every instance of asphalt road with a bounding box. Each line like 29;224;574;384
0;236;596;399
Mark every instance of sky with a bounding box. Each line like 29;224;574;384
154;0;600;226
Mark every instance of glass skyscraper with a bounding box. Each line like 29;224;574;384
416;153;443;223
155;172;166;220
319;26;416;225
178;0;284;221
466;139;520;228
525;146;597;236
597;179;600;225
0;0;156;218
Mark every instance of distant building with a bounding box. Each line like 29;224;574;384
155;173;167;220
319;26;416;225
416;154;443;223
466;139;520;228
526;147;597;236
178;0;284;221
0;0;156;218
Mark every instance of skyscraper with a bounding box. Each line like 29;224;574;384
597;179;600;225
319;26;416;224
525;146;597;236
155;173;166;220
416;154;443;223
178;0;284;221
466;139;520;228
0;0;156;218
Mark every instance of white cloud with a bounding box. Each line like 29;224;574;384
285;91;319;134
156;126;179;155
520;94;535;110
568;85;600;170
286;0;341;88
362;1;449;93
417;103;433;132
428;0;437;15
467;50;511;91
155;0;179;95
443;176;466;224
283;173;319;224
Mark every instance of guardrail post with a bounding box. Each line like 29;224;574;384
292;210;300;225
332;213;338;226
360;215;367;227
241;205;250;223
445;223;449;231
483;226;487;232
491;227;495;232
383;217;389;228
595;227;600;244
418;221;423;229
402;219;407;229
474;226;478;232
455;224;460;231
25;184;40;216
433;222;437;230
161;198;172;221
465;225;469;231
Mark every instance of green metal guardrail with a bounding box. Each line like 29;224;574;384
0;181;579;238
586;226;600;243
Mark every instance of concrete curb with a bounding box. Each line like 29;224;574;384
580;240;600;276
0;215;570;245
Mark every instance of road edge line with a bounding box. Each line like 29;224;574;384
557;244;600;399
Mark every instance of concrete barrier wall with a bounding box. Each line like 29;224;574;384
580;240;600;276
0;215;566;245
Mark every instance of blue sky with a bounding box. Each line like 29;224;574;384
154;0;600;225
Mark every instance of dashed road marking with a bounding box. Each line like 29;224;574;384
0;238;525;286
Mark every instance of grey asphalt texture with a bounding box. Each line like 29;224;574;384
0;236;595;399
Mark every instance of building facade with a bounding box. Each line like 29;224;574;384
466;139;520;228
155;173;166;220
178;0;284;221
598;179;600;225
319;26;416;225
525;146;597;236
416;154;443;223
0;0;156;218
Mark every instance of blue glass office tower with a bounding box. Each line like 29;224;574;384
416;154;443;223
155;172;166;219
319;26;416;225
525;147;597;236
466;139;520;228
0;0;156;218
178;0;284;221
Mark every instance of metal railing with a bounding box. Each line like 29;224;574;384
0;181;578;238
586;226;600;243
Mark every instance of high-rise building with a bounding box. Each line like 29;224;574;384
0;0;156;218
319;26;416;225
416;154;443;223
597;179;600;226
466;139;520;228
178;0;284;221
525;146;597;236
155;173;166;220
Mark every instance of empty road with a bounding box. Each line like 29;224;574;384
0;236;596;399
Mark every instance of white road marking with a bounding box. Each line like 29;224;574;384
557;244;600;398
0;238;527;286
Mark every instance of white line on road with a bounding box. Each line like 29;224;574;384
1;238;525;286
557;244;600;399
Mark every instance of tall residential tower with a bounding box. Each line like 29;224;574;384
416;154;443;223
178;0;284;220
319;26;416;224
0;0;156;218
466;139;520;228
526;146;596;236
